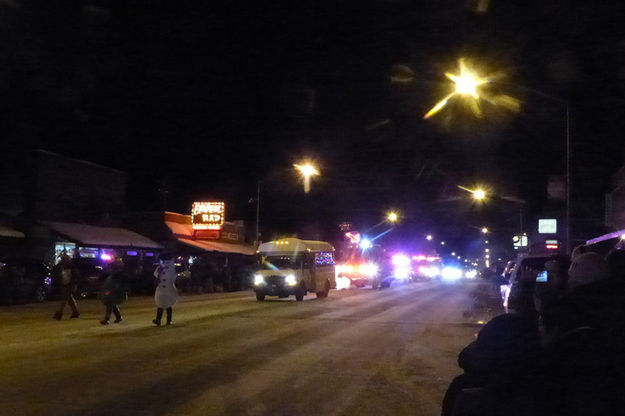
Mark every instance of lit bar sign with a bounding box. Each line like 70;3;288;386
192;202;225;230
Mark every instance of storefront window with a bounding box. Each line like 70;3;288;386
79;247;99;258
126;250;138;256
54;242;76;264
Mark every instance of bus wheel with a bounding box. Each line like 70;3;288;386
255;293;265;301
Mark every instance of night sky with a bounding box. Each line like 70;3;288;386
2;0;624;249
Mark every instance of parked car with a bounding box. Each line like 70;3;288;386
0;257;53;304
71;257;107;298
504;254;567;313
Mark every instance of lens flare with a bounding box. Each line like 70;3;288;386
424;58;520;119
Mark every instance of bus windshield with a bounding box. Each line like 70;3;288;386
263;255;302;270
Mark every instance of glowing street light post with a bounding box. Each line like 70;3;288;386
426;59;571;253
294;163;320;194
424;58;491;119
387;211;399;223
459;184;527;236
473;189;486;201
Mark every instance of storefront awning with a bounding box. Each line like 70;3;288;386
178;237;256;256
0;225;25;239
165;220;193;237
47;222;162;249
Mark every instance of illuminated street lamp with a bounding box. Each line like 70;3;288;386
424;59;491;119
427;58;571;253
294;162;320;193
473;189;486;201
387;211;399;223
426;234;433;241
441;241;446;246
481;227;489;234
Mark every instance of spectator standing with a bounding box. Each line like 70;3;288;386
541;252;625;415
53;253;80;320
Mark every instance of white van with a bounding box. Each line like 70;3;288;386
253;238;336;301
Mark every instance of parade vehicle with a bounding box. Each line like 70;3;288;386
253;238;336;301
411;254;443;280
335;243;393;289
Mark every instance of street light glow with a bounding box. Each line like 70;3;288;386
481;227;489;234
424;58;520;119
473;189;486;200
458;185;487;201
424;58;488;119
448;61;485;98
387;212;399;223
294;162;320;193
426;234;433;241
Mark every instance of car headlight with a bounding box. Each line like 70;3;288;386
254;274;265;286
285;274;297;286
442;266;462;281
464;269;478;279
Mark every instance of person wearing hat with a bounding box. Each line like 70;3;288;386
152;253;178;326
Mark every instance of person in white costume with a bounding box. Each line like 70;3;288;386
152;253;178;326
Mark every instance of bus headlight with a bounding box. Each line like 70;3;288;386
254;274;265;286
285;274;297;286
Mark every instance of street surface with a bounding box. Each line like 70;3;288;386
0;281;497;416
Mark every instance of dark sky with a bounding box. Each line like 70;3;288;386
2;0;624;248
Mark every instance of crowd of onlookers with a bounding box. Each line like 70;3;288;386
443;246;625;416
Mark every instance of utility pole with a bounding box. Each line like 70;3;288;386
255;181;260;247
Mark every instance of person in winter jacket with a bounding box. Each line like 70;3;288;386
53;253;80;320
100;259;128;325
540;252;625;416
441;314;541;416
153;253;178;326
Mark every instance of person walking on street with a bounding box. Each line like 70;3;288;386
53;253;80;320
99;259;128;325
153;253;178;326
